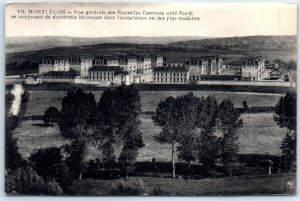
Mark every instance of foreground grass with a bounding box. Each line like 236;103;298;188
68;174;296;196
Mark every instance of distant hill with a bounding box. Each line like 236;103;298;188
168;35;296;61
6;36;211;53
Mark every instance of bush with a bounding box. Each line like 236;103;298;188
27;179;63;195
110;179;147;196
43;106;60;125
29;147;63;176
151;186;171;196
5;166;63;195
29;147;75;188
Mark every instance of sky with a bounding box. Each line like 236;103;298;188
5;2;297;38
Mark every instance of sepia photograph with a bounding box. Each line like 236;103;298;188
4;2;297;196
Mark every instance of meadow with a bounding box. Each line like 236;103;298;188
12;90;287;161
24;90;284;115
68;174;296;195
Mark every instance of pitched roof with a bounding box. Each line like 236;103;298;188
240;56;263;62
43;70;78;77
89;66;122;72
41;55;69;60
153;66;188;72
115;71;129;76
189;55;220;60
94;55;119;60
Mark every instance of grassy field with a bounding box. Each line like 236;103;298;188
12;90;287;160
13;113;286;161
68;174;296;195
24;90;284;116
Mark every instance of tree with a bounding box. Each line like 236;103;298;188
177;130;197;177
29;147;62;176
5;130;25;171
274;91;296;131
153;93;200;178
43;106;60;126
96;84;144;177
58;88;97;179
242;101;249;113
29;147;74;190
119;124;144;178
280;133;296;173
5;85;29;171
274;91;296;172
193;96;220;175
287;60;296;71
196;131;220;175
196;96;218;134
217;99;243;176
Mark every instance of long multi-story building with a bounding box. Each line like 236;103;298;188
39;56;70;74
153;67;189;84
187;55;223;79
92;55;119;67
88;66;129;85
69;56;93;77
152;56;165;68
136;56;153;83
241;56;265;81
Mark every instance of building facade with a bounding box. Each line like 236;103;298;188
136;56;153;83
92;55;119;67
187;55;223;77
151;56;165;68
39;57;70;74
69;56;93;77
153;67;189;84
88;66;128;85
241;56;265;81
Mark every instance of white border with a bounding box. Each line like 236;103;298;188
0;0;299;201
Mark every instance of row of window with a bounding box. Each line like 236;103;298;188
154;73;187;77
90;72;114;76
44;75;74;79
90;77;113;81
154;78;187;82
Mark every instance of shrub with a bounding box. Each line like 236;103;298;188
29;147;63;176
5;166;63;195
110;179;147;196
29;147;75;188
27;179;63;195
151;186;171;196
43;106;60;125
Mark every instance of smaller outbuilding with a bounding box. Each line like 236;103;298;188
24;75;42;85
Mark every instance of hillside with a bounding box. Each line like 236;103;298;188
5;35;297;75
169;35;297;62
6;36;210;53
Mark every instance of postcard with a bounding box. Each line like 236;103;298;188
5;2;296;196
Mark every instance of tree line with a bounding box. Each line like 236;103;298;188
152;93;243;178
